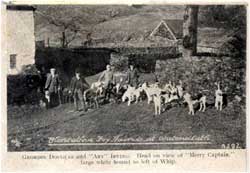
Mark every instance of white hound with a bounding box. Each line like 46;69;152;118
215;82;223;111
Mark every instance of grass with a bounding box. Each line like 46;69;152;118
7;92;245;151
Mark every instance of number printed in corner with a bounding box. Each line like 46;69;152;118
221;143;241;149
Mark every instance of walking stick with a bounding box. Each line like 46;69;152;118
58;87;62;105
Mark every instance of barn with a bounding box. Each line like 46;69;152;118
148;19;183;53
150;19;183;42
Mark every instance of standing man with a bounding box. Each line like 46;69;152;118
44;68;61;108
98;64;115;102
126;64;139;88
69;69;89;111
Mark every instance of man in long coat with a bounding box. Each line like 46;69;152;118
44;68;61;108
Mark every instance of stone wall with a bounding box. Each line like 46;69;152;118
35;48;111;85
110;46;179;73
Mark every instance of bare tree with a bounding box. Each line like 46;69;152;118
35;6;140;48
37;12;80;48
182;5;199;58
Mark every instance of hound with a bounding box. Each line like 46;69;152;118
183;93;199;115
115;78;125;94
164;81;173;93
176;80;184;98
83;89;99;109
62;87;72;103
198;95;206;112
90;81;104;97
132;87;144;104
215;82;223;111
122;86;143;106
122;86;134;106
142;82;162;104
115;83;121;94
83;82;104;109
149;82;159;88
161;93;171;104
168;94;179;103
39;100;47;109
183;91;207;115
45;90;50;103
153;93;162;115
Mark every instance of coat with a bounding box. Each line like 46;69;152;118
127;69;139;87
45;74;60;93
70;76;89;93
98;70;115;88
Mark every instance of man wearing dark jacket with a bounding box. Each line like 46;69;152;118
126;64;139;88
69;69;89;111
45;68;61;107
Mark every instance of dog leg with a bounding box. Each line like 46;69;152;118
128;97;131;106
188;106;191;115
135;95;138;104
219;101;222;111
215;100;218;110
199;102;202;111
190;104;194;115
203;103;206;112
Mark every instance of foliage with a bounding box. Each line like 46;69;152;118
199;5;246;58
20;64;40;75
199;5;246;29
220;32;246;58
7;74;42;105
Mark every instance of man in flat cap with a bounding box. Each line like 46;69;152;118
69;68;89;111
126;64;139;88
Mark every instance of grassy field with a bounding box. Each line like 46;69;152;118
7;74;245;151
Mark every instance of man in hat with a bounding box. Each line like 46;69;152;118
45;68;61;107
69;69;89;111
126;64;139;88
98;64;115;102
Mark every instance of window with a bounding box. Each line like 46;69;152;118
10;54;17;69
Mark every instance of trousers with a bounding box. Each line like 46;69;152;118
73;89;86;111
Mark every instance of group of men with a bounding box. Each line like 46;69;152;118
44;64;139;111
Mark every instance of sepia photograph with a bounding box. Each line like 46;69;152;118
5;4;246;152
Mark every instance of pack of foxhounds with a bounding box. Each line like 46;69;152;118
118;80;223;116
43;78;224;116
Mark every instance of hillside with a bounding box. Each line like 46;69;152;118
34;5;184;47
34;5;237;49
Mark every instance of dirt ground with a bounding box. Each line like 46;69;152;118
7;96;245;151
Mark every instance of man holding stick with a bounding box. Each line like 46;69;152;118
44;68;61;108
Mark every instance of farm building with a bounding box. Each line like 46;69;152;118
90;19;183;48
6;5;36;75
150;19;183;41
